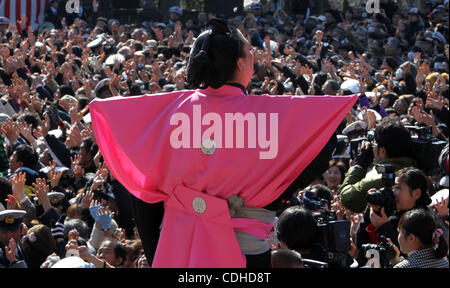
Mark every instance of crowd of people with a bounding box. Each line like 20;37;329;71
0;0;448;268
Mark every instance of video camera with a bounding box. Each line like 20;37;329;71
406;125;447;175
312;209;351;267
358;235;397;268
366;164;396;217
348;130;375;159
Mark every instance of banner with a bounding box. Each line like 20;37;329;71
0;0;48;30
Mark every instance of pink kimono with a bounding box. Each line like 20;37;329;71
90;85;358;267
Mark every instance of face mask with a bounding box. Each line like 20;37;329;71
407;51;415;62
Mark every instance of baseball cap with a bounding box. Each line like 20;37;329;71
169;6;183;16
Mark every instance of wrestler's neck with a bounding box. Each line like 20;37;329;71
226;74;249;95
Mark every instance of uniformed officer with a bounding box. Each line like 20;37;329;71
0;210;28;268
342;120;368;140
87;37;104;56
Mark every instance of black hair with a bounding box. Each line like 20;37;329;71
14;144;39;170
63;218;91;241
17;112;40;130
114;240;127;266
271;248;304;268
385;56;399;70
81;137;98;156
0;176;12;208
56;52;66;66
77;96;90;111
328;159;347;181
374;117;412;159
381;92;398;107
187;19;246;89
276;206;320;252
396;168;432;208
60;85;75;97
398;209;448;259
100;239;127;266
323;79;340;93
308;184;333;205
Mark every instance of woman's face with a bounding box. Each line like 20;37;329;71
380;96;390;108
326;166;342;189
393;179;420;211
397;227;413;254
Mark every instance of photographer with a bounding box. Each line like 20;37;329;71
355;168;436;253
391;208;449;268
340;117;417;214
276;205;354;268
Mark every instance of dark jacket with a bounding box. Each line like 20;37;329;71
340;157;418;213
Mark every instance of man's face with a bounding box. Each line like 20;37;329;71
380;96;390;108
322;82;337;95
236;30;254;87
96;21;106;30
0;228;22;246
170;12;180;22
393;98;408;114
97;240;121;266
9;151;21;172
78;144;92;169
99;88;113;99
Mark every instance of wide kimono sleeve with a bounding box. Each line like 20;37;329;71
89;91;193;204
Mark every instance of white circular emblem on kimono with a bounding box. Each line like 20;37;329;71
192;197;207;214
201;138;216;155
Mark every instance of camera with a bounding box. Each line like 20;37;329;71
406;126;447;175
312;209;351;267
366;164;396;217
350;137;367;159
358;235;397;268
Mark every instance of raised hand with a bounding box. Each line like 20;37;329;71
0;119;20;144
48;161;63;189
4;238;17;264
433;196;449;217
370;207;389;229
420;110;435;127
32;178;51;212
91;162;109;191
96;206;113;231
350;213;363;240
5;194;20;210
11;172;27;202
80;189;94;208
300;65;314;84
